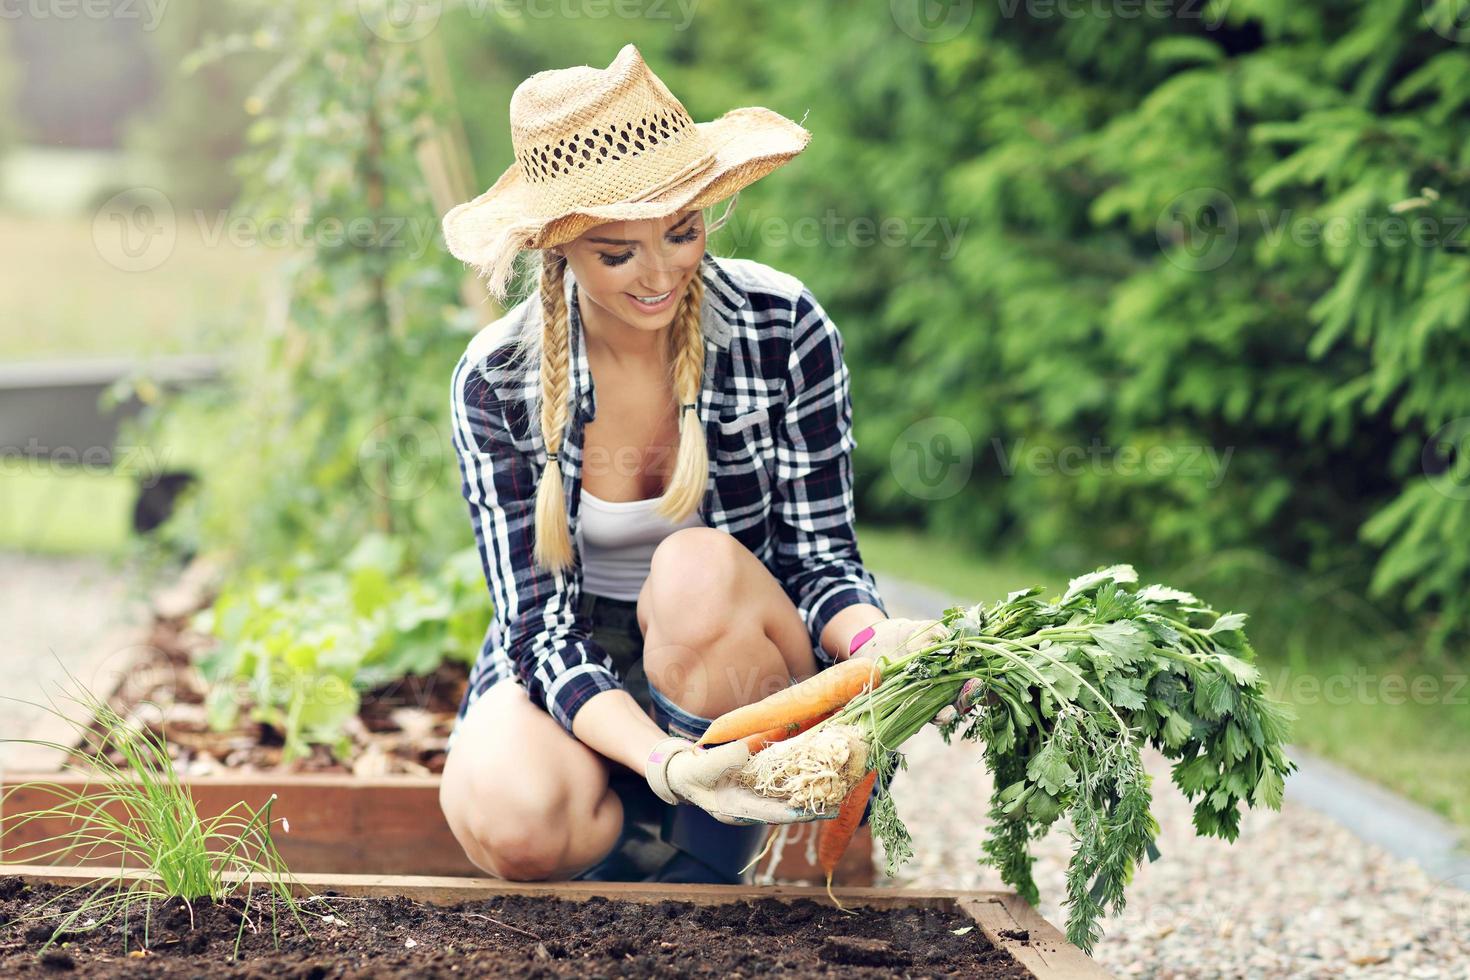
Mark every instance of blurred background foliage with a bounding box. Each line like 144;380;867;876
1;0;1466;815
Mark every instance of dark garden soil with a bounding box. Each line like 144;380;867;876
0;877;1034;978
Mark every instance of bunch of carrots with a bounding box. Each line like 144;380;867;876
696;565;1296;952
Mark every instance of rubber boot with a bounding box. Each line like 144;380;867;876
651;802;770;885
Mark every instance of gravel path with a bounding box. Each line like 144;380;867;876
878;728;1470;978
875;577;1470;979
0;551;150;763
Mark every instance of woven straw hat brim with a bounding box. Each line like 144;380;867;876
443;105;810;282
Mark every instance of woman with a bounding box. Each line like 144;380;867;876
438;44;945;885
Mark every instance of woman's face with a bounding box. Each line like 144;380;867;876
560;210;705;333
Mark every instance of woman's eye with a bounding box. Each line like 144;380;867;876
597;228;697;266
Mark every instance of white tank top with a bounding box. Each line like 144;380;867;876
577;487;705;600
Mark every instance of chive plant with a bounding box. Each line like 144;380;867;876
2;680;318;958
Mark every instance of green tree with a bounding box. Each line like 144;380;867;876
125;1;273;210
145;0;491;755
664;1;1470;653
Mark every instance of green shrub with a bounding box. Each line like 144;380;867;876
684;2;1470;652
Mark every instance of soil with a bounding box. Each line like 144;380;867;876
84;614;467;778
0;878;1034;978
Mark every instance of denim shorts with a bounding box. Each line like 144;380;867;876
578;589;715;741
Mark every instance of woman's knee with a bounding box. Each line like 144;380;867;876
438;684;616;881
642;533;792;712
645;527;744;645
441;774;574;881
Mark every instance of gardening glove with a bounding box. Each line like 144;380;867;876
848;618;983;727
643;737;838;827
846;617;949;667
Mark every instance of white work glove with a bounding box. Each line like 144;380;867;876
846;616;949;667
849;617;983;727
643;737;838;826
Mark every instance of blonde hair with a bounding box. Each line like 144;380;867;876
501;199;738;574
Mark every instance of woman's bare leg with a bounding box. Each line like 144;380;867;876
439;678;624;880
638;526;819;718
443;526;818;878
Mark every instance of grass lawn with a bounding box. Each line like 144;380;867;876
0;469;136;555
0;208;276;552
857;523;1470;833
0;213;280;360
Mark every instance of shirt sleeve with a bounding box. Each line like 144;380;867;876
449;348;624;734
770;287;889;666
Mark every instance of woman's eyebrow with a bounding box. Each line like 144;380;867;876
586;213;696;245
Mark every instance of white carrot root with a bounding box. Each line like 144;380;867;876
737;724;870;814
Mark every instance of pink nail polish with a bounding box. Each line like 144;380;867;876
849;625;876;656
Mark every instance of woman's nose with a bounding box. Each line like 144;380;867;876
635;248;682;289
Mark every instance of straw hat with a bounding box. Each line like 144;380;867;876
442;43;811;298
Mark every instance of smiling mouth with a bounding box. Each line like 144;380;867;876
630;289;674;308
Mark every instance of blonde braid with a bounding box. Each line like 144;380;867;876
533;250;576;573
656;269;709;522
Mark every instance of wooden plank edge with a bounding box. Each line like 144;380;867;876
1;864;976;908
959;895;1115;980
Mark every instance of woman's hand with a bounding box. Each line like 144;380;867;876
845;617;948;665
848;617;983;726
643;737;837;826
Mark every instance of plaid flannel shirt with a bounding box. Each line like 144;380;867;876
448;252;888;735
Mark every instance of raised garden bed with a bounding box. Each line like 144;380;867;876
0;868;1112;978
1;559;873;885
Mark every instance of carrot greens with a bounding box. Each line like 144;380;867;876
737;564;1295;952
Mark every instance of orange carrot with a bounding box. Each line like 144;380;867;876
819;767;878;904
741;708;837;754
697;658;882;746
